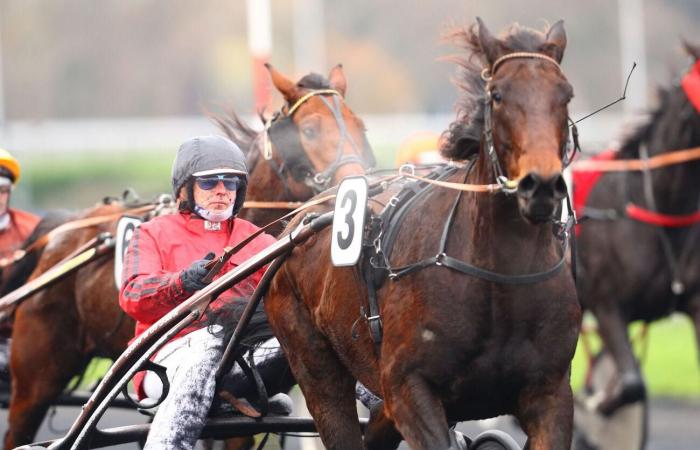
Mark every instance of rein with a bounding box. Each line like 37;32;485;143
0;204;158;269
572;145;700;172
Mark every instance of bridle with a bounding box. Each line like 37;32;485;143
480;51;581;194
261;89;373;194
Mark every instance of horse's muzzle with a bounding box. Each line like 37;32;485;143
516;172;567;223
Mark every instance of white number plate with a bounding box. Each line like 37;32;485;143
114;216;143;290
331;177;368;267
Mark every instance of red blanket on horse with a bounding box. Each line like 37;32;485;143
572;150;616;234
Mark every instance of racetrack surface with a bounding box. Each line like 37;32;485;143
0;398;697;449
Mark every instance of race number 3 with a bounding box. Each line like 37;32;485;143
331;176;368;267
114;216;143;290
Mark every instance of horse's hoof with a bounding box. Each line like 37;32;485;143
597;372;646;416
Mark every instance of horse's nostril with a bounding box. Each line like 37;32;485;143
553;174;568;199
517;173;539;198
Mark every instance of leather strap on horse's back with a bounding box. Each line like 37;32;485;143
359;164;461;349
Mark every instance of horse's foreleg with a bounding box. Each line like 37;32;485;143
265;279;363;450
592;304;645;414
517;374;573;450
382;372;452;450
364;402;402;450
3;305;84;449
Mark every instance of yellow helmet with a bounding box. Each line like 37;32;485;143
0;149;20;184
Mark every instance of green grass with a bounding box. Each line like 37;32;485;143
571;314;700;397
16;145;401;211
18;150;173;211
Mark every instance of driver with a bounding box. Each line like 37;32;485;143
119;135;286;449
0;148;39;389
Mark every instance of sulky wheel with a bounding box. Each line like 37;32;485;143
469;430;521;450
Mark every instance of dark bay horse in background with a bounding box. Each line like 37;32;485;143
576;41;700;415
2;64;374;449
265;18;580;450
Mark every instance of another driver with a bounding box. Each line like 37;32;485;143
0;149;40;266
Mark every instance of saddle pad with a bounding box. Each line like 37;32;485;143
572;149;616;220
682;60;700;113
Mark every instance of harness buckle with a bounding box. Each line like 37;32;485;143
399;163;416;177
435;252;447;266
312;172;330;187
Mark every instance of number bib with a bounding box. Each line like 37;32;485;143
331;177;368;267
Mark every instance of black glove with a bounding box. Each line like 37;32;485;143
180;252;216;293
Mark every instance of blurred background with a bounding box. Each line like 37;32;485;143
0;1;699;447
0;0;698;211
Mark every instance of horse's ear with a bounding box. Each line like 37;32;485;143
682;39;700;62
328;64;347;97
543;20;567;63
477;17;503;65
265;63;298;103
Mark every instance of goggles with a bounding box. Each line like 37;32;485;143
0;186;10;194
194;174;242;191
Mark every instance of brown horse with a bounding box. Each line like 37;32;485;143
215;64;375;234
2;64;374;449
575;41;700;415
264;18;580;450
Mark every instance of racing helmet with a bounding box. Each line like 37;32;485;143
0;149;21;185
171;136;248;216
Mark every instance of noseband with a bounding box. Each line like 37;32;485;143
263;89;371;194
481;52;580;194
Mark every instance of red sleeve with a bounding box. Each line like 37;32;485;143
119;226;189;324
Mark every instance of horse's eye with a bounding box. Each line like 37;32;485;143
301;126;318;140
491;91;503;103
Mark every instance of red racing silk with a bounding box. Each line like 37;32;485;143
119;211;276;397
0;208;40;261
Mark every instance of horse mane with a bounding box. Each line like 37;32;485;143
616;82;700;158
296;73;331;90
209;108;260;158
440;22;558;161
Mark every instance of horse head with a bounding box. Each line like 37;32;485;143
476;18;573;223
263;64;375;197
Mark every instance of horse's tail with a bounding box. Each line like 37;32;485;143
208;108;259;153
0;210;74;296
